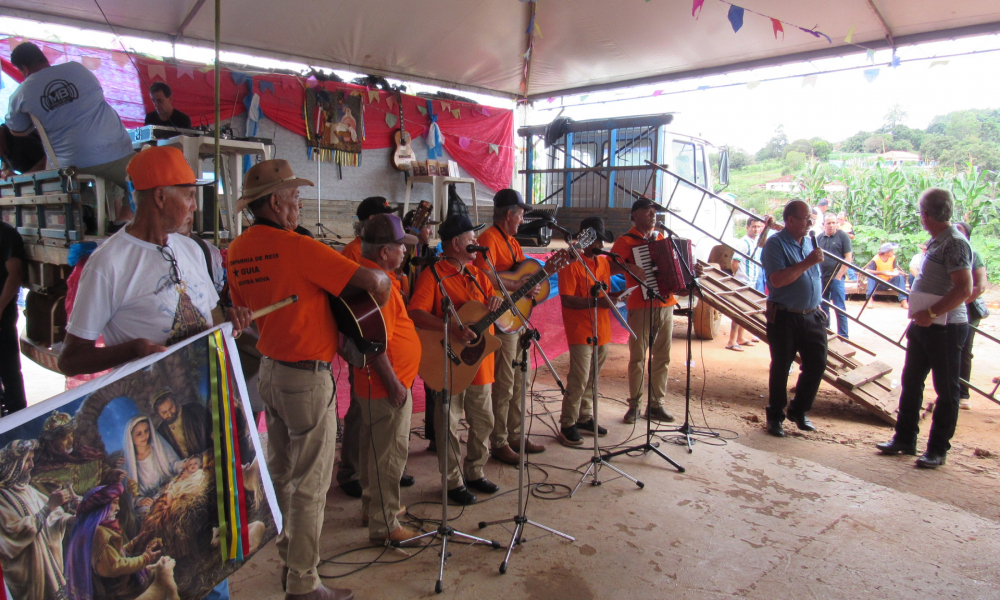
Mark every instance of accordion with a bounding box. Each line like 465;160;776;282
631;238;693;299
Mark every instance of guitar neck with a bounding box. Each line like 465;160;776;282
470;267;551;335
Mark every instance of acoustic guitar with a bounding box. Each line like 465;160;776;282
391;88;414;171
418;228;597;393
329;286;386;368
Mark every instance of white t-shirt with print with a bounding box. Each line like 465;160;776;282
67;230;219;347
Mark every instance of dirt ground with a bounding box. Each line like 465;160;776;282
527;294;1000;523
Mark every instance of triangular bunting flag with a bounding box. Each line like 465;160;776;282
368;90;380;103
746;80;761;89
526;14;535;35
866;49;875;64
489;144;499;154
148;63;167;80
451;109;460;119
802;75;817;88
798;27;832;43
652;90;663;97
386;113;398;128
81;56;102;70
696;85;709;91
231;71;250;87
534;21;542;38
6;37;24;52
458;137;471;149
41;45;63;63
176;65;195;79
479;106;491;116
524;47;531;60
579;95;589;102
929;60;948;68
111;51;130;67
260;81;275;93
386;96;396;112
771;18;784;40
416;105;427;116
282;77;297;90
728;6;745;33
890;55;900;68
844;25;855;44
692;0;705;18
863;68;879;83
440;101;451;112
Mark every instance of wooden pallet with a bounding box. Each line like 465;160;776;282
696;263;900;425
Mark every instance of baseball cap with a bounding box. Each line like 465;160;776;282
878;242;900;253
362;214;417;245
580;216;614;242
235;159;314;213
631;198;665;212
817;198;829;207
438;214;485;241
357;196;398;221
493;188;530;210
127;146;213;191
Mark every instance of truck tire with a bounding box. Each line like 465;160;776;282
692;294;721;340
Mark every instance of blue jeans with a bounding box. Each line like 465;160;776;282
866;274;908;301
894;323;968;454
823;279;848;338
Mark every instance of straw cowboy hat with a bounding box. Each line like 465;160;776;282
235;159;314;213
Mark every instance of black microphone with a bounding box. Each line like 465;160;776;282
410;255;441;267
467;244;489;253
654;222;677;237
593;249;621;259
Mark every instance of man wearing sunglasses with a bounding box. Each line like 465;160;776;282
760;200;827;438
59;146;252;376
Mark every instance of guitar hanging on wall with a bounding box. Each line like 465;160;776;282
391;87;415;171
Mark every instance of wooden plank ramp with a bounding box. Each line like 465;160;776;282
696;262;899;425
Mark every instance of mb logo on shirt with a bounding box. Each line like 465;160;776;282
40;79;79;111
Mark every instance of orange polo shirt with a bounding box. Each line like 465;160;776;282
559;254;612;346
474;224;525;273
610;226;677;309
228;220;360;362
353;258;421;399
408;259;496;385
340;236;362;263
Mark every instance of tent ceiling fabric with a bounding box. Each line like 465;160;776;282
3;0;1000;99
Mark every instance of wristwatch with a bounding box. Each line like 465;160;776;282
927;308;937;319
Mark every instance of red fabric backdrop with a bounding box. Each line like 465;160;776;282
1;37;514;191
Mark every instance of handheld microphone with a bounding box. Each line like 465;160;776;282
466;244;489;253
410;255;441;267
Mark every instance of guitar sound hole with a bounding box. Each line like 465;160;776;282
460;338;486;364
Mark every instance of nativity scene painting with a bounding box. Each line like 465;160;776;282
304;87;364;166
0;331;276;600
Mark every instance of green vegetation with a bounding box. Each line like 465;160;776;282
718;105;1000;282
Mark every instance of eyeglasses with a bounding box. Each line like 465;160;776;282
158;244;181;285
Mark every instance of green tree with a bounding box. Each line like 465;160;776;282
730;149;754;170
810;138;833;160
945;111;982;141
884;103;907;131
756;125;789;161
840;130;872;153
783;150;806;173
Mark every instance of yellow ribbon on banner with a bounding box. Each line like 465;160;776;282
208;331;229;562
216;333;240;559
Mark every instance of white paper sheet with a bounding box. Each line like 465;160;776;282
907;290;947;325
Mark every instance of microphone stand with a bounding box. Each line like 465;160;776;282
406;257;501;594
598;241;685;473
475;249;574;575
653;226;722;452
562;240;644;496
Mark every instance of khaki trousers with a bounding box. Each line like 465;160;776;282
258;358;337;595
491;331;524;449
626;307;673;408
560;344;609;428
436;384;493;489
359;391;413;538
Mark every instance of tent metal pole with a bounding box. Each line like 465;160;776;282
213;0;221;245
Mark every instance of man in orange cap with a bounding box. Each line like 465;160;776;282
59;146;252;376
228;159;390;600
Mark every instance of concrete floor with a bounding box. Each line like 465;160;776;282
230;409;1000;600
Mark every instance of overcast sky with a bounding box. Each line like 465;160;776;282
2;16;998;155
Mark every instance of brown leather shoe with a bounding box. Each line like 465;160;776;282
370;525;424;547
284;583;354;600
491;444;520;465
510;437;545;454
361;505;407;527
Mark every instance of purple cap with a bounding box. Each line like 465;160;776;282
362;214;418;245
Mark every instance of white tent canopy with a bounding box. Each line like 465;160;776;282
2;0;999;99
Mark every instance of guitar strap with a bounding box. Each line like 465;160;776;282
493;224;519;265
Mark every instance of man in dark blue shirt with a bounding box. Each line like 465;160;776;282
0;221;26;414
760;200;827;437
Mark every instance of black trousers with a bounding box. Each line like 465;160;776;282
959;317;980;400
895;323;968;455
423;382;437;440
765;309;828;422
0;308;25;415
